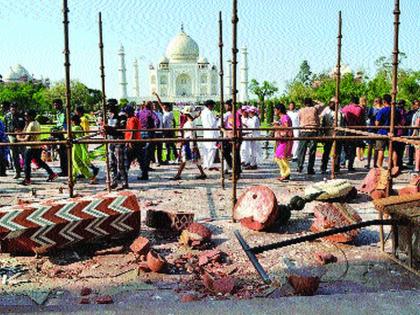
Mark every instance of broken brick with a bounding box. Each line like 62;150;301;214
180;294;199;303
371;190;386;200
80;287;92;296
233;186;279;231
288;275;320;296
94;246;124;256
314;252;337;265
79;298;90;304
96;295;114;304
130;236;150;256
179;223;212;248
198;250;222;267
147;250;167;273
138;262;151;273
202;272;235;295
310;203;362;243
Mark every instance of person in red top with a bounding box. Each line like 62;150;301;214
222;99;242;179
341;96;366;172
123;105;149;181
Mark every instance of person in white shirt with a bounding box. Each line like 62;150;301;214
245;106;261;169
287;102;300;161
200;100;219;171
154;92;178;164
240;106;251;166
172;106;207;180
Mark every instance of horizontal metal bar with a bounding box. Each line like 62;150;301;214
251;219;403;255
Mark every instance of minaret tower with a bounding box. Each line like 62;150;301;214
133;58;140;98
118;44;128;99
226;59;232;99
240;46;249;103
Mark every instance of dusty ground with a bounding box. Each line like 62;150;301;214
0;153;419;310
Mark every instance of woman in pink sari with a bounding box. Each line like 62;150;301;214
274;103;293;181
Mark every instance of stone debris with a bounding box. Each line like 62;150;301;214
288;275;320;296
314;252;337;265
180;293;200;303
202;272;235;295
310;203;362;243
80;287;92;296
359;168;389;200
96;295;114;304
399;175;420;196
94;246;125;256
179;223;212;248
198;250;222;267
146;209;194;232
233;186;279;231
130;236;151;257
79;297;90;304
146;250;167;273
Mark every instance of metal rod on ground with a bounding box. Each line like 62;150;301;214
332;10;342;179
231;0;239;217
234;218;404;283
219;11;225;190
387;0;400;197
62;0;74;198
98;12;111;192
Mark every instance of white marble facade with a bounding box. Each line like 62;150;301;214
148;26;218;103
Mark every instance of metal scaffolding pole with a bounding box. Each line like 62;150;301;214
219;11;226;190
98;12;111;192
62;0;74;197
231;0;239;216
332;10;342;179
387;0;400;197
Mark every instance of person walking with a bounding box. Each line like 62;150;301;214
221;100;242;179
375;94;401;169
126;105;149;181
296;98;323;175
246;106;261;170
240;106;251;167
287;102;300;161
71;115;97;184
365;97;383;169
105;105;129;190
172;106;207;180
341;96;366;172
53;99;68;176
274;104;293;181
75;106;99;177
2;102;25;178
154;92;178;164
406;100;419;167
200;100;219;171
18;110;57;185
0;116;9;177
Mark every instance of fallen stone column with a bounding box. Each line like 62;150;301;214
0;191;140;255
310;203;362;243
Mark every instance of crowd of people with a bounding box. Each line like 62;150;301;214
0;93;419;188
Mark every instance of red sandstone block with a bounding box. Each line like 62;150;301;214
96;295;113;304
288;275;320;296
130;236;150;256
399;186;419;196
310;203;362;243
79;298;90;304
80;287;92;296
233;186;279;231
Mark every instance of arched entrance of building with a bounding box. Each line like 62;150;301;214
176;73;192;97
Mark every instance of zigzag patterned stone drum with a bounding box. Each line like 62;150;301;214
0;191;140;255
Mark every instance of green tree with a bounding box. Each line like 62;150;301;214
265;99;274;124
295;60;312;86
285;80;314;106
0;82;46;111
249;79;278;122
42;80;101;112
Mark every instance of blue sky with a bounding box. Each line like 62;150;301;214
1;0;419;99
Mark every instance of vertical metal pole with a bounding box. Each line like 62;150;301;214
331;11;342;179
219;11;226;190
387;0;400;197
98;12;111;192
231;0;239;215
63;0;74;197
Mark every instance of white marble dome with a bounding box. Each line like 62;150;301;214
166;28;199;63
5;64;32;82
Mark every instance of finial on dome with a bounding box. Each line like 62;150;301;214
181;23;184;32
